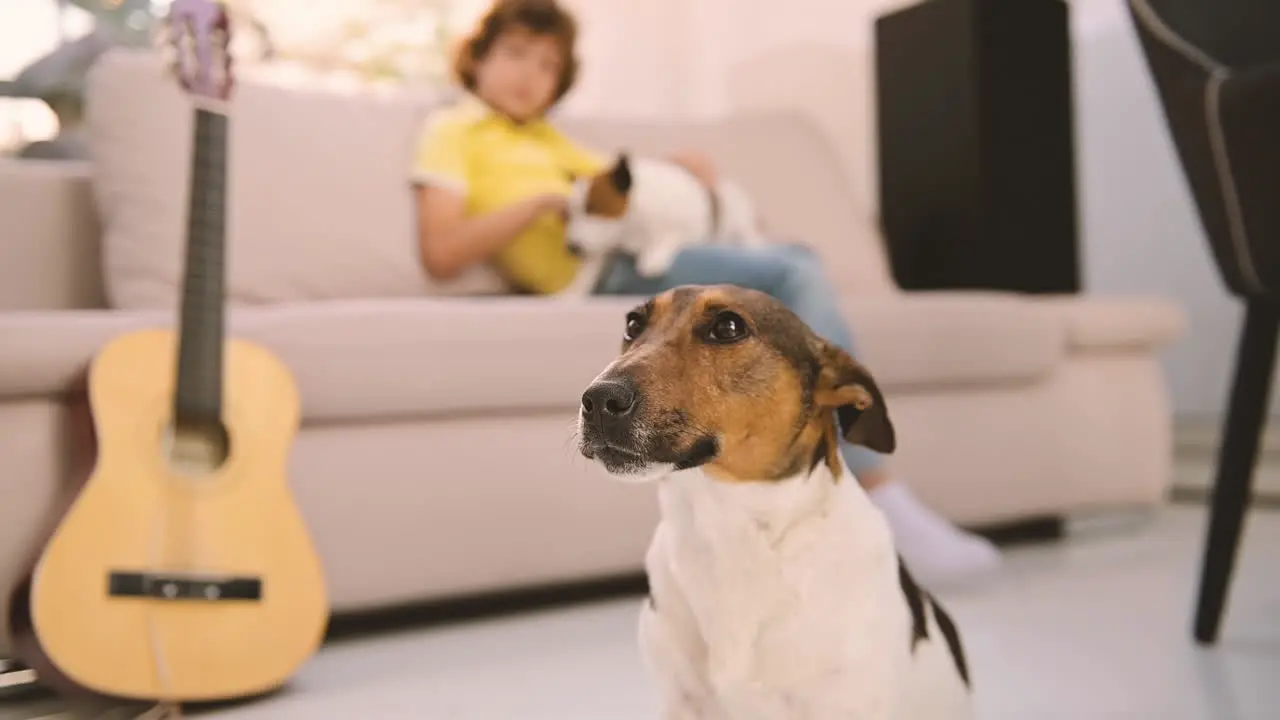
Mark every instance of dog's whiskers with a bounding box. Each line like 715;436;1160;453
564;414;586;456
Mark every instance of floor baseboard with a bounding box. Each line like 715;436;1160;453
1174;418;1280;498
1170;486;1280;510
325;573;649;641
1174;416;1280;458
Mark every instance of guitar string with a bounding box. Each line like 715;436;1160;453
142;105;211;719
140;105;225;719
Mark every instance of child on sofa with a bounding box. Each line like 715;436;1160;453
410;0;1001;585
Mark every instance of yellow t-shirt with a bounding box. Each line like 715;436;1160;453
411;97;607;294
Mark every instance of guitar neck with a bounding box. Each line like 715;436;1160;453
174;107;229;429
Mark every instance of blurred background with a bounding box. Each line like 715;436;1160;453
0;1;1276;718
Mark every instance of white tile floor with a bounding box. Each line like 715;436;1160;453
4;506;1278;720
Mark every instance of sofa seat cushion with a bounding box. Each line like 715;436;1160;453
0;303;637;420
1;295;1065;422
1029;295;1187;351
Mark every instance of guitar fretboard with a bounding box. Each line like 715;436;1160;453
173;107;228;428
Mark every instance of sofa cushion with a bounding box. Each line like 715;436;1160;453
85;50;507;310
0;296;1064;422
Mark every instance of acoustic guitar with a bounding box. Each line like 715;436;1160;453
10;0;329;702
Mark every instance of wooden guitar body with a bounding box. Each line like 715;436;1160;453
28;329;328;701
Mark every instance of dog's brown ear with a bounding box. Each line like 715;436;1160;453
814;343;895;454
585;156;632;218
611;153;633;195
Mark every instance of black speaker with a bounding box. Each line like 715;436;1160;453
875;0;1080;294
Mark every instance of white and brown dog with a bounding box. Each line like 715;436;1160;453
561;154;767;296
577;285;973;720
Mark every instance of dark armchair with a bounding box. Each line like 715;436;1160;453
1129;0;1280;644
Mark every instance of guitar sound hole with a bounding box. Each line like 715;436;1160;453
164;420;231;476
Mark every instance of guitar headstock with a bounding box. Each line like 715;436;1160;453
166;0;233;101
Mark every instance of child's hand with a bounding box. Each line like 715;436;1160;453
669;150;717;186
534;193;569;215
528;193;569;223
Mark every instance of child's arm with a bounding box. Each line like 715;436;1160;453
417;188;565;280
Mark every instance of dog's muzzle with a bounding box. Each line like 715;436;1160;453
579;377;649;474
579;375;719;477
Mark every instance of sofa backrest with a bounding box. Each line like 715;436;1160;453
727;43;882;224
75;49;894;310
0;160;105;310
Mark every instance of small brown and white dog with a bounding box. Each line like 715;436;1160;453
576;285;973;720
560;154;767;296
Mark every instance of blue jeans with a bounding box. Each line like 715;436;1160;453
594;243;886;476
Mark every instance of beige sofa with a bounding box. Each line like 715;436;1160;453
0;50;1185;654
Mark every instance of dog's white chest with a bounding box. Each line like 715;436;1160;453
642;470;940;720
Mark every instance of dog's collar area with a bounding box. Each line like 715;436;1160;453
664;462;848;539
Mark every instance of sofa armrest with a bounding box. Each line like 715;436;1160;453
1026;295;1187;352
0;160;105;311
838;291;1067;390
0;309;168;399
880;290;1187;353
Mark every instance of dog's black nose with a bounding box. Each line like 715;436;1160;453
582;379;636;420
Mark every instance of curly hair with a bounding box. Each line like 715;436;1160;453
453;0;580;104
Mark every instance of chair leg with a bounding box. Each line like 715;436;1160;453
1193;299;1280;645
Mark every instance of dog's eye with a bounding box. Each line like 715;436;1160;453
624;312;647;341
707;311;749;344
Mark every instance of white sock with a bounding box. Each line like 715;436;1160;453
868;480;1002;587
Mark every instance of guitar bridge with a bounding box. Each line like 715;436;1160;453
108;572;263;602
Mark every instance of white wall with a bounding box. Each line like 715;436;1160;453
562;0;916;120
